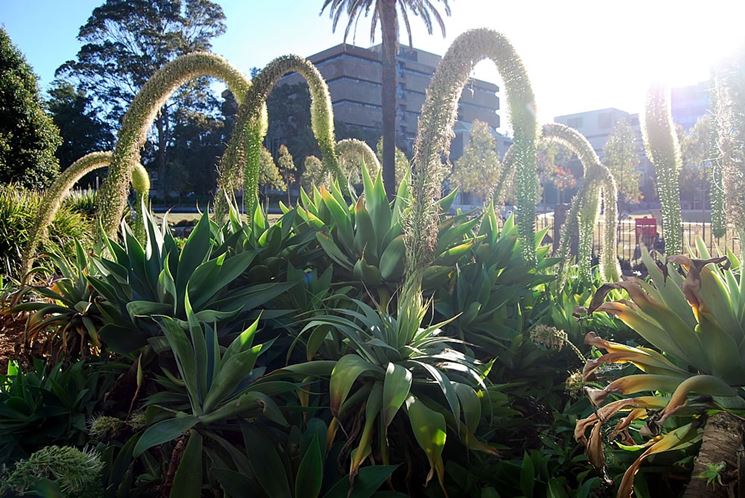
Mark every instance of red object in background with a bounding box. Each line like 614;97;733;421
635;216;657;247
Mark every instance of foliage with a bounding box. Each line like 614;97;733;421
259;145;286;191
337;138;381;184
0;184;91;279
450;120;502;201
0;360;119;464
302;155;327;190
576;245;745;497
321;0;452;196
93;51;251;236
375;137;410;189
407;28;538;276
14;241;103;360
641;84;683;254
82;207;294;353
0;28;61;189
46;80;114;172
215;54;340;219
278;144;298;200
603;119;641;206
56;0;227;196
545;123;620;283
713;48;745;237
292;292;491;489
0;446;103;498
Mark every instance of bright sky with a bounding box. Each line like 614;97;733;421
2;0;745;131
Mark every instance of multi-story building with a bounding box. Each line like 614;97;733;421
274;43;501;158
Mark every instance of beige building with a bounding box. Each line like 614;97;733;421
277;43;501;157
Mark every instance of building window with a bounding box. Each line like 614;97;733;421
598;112;613;129
566;117;583;129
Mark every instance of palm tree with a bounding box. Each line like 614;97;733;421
321;0;451;199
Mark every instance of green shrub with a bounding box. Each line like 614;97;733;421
0;184;91;278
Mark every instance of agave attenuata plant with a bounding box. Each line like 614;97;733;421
291;283;493;489
575;244;745;497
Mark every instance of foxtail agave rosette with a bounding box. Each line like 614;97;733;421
576;245;745;497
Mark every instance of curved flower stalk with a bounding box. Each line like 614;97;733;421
641;84;683;255
491;144;516;206
336;138;381;181
214;55;341;219
543;123;621;282
713;54;745;240
96;52;251;236
21;151;149;277
407;28;537;285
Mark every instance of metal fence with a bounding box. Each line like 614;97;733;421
534;214;743;265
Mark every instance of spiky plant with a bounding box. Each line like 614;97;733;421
641;84;683;255
543;123;620;282
214;55;341;219
21;152;149;277
336;138;381;182
575;245;745;498
407;28;537;286
95;53;251;236
713;50;745;240
1;446;103;497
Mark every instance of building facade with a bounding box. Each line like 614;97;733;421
275;43;501;158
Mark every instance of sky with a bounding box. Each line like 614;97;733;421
2;0;745;131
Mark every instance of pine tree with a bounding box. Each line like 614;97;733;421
0;28;61;189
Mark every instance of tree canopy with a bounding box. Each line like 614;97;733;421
0;28;61;189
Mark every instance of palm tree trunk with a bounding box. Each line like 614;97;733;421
683;412;744;498
379;0;398;200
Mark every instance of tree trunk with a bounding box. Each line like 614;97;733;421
683;412;744;498
379;0;398;201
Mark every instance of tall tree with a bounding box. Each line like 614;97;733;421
449;120;500;201
603;119;641;207
46;81;114;176
0;28;61;189
277;144;297;204
56;0;226;195
321;0;451;198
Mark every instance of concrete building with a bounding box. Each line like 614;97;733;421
276;43;501;158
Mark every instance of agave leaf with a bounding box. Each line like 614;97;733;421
317;232;354;270
330;355;379;416
379;235;405;281
176;211;212;298
354;196;379;261
170;430;203;498
350;382;383;476
203;345;262;412
381;363;412;429
362;166;392;244
159;317;200;414
187;250;255;311
133;414;198;457
295;433;324;498
405;395;446;487
659;374;738;422
616;424;696;498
